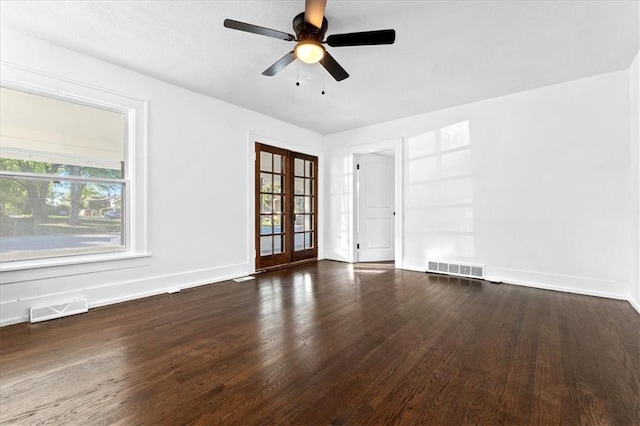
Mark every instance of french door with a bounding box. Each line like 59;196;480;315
255;143;318;270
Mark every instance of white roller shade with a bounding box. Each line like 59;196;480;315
0;87;125;170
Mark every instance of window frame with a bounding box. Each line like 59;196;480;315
0;62;149;278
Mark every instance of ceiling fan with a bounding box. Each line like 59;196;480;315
223;0;396;82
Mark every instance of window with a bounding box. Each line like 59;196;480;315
0;74;147;267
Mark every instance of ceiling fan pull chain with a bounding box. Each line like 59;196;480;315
322;72;325;95
296;61;300;86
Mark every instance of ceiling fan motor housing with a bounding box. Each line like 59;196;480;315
293;12;328;42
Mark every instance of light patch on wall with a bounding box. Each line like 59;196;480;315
404;120;475;263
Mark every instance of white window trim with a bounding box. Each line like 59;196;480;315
0;61;149;280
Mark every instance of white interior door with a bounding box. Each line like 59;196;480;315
357;152;395;262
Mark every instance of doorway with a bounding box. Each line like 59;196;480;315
255;142;318;270
347;138;403;266
356;151;395;262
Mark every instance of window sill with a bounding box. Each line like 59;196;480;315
0;252;151;284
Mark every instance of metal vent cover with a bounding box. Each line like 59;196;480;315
426;261;485;280
30;299;88;323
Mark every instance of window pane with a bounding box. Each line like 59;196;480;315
294;233;304;251
273;196;283;214
305;160;313;177
305;179;312;195
260;152;272;172
294;177;304;195
273;214;283;234
304;196;313;213
273;195;284;213
260;194;272;213
260;173;272;193
0;87;125;173
294;158;304;176
305;215;313;231
273;175;282;194
274;234;284;254
274;155;282;173
305;232;314;249
260;236;273;256
260;215;272;235
294;196;304;214
294;214;304;232
0;176;124;261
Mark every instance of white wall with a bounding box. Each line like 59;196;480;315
0;30;324;325
325;70;634;302
631;50;640;312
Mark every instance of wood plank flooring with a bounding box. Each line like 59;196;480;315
1;260;639;425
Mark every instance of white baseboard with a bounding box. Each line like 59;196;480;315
401;257;427;273
322;249;349;263
0;262;250;327
399;260;639;315
486;266;630;301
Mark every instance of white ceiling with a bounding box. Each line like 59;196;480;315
1;1;638;135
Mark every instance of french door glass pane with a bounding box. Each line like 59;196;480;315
261;194;272;213
294;233;303;251
294;177;304;195
273;175;282;193
305;232;313;249
305;160;313;177
274;154;282;173
260;173;272;192
260;152;272;172
273;214;283;234
294;158;304;176
260;236;273;255
260;215;272;235
273;196;282;213
274;235;283;254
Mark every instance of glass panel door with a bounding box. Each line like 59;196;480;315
256;143;289;269
291;152;318;262
255;143;318;270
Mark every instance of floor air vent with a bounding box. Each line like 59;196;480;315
30;299;88;323
427;261;485;279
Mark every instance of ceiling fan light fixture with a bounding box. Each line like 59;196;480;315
294;40;325;64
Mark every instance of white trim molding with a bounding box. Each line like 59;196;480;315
0;261;251;326
486;266;631;301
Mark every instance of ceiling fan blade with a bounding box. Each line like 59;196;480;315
326;29;396;47
224;19;295;41
262;51;297;76
305;0;327;29
320;51;349;81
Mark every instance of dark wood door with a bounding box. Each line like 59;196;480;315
255;143;318;270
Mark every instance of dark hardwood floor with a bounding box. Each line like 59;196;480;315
1;260;639;425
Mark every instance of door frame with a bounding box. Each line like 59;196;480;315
246;133;323;274
348;138;403;267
